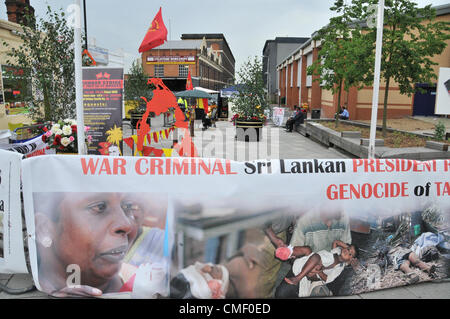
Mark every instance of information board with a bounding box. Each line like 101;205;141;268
82;68;124;155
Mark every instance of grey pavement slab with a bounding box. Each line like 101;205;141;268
403;280;450;299
357;286;418;299
321;280;450;299
1;273;448;299
129;119;352;160
357;280;450;299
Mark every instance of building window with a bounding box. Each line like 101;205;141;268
154;65;164;77
306;54;313;87
179;65;189;77
290;64;293;88
297;58;302;88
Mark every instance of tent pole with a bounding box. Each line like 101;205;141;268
368;0;385;159
74;0;86;154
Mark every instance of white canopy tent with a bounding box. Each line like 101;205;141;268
194;86;220;94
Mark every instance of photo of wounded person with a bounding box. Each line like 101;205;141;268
349;205;449;294
170;194;306;299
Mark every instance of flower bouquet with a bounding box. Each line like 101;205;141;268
301;102;309;111
230;111;267;126
41;119;92;154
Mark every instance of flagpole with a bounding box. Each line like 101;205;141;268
83;0;88;50
169;18;172;57
368;0;385;159
74;0;86;154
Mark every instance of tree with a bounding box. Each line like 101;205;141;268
307;1;374;127
124;59;153;106
348;0;450;136
230;56;269;121
3;6;77;122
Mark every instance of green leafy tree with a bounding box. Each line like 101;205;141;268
308;1;374;127
124;59;153;106
3;6;77;122
231;56;269;121
348;0;450;136
434;121;446;141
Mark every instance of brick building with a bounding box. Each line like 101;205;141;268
4;0;34;26
141;33;235;92
276;4;450;120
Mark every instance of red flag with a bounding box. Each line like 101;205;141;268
142;146;164;157
123;137;135;149
98;142;112;155
139;7;168;53
202;98;209;114
186;69;193;90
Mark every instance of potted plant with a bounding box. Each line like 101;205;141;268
230;57;269;142
125;59;154;127
41;119;92;154
129;101;154;127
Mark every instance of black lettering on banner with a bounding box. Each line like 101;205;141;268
414;182;431;197
29;142;37;152
279;159;346;174
9;145;32;155
244;161;273;175
0;168;3;217
244;162;256;174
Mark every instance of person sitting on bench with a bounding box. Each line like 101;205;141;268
337;106;349;120
285;106;304;132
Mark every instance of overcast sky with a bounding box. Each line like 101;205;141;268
1;0;448;72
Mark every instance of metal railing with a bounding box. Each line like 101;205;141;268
11;123;50;142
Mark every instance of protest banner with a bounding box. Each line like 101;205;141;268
83;68;124;155
0;134;56;158
19;155;449;298
0;150;28;273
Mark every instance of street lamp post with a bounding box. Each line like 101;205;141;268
83;0;88;50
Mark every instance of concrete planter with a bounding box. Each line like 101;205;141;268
303;120;450;160
235;120;263;142
341;131;361;138
425;140;449;151
361;139;384;147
